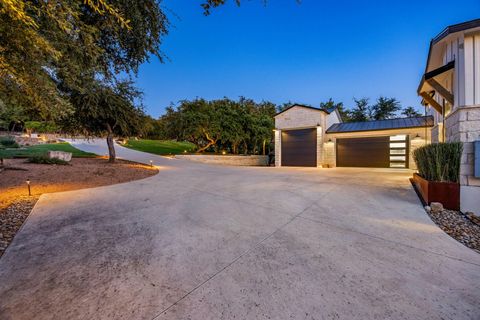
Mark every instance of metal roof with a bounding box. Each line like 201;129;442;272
326;116;434;134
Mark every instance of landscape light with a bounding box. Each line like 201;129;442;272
222;151;226;155
183;150;187;153
26;179;31;196
150;160;153;167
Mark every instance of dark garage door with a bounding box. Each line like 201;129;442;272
336;136;389;168
281;129;317;167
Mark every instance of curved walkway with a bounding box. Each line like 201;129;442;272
0;139;479;319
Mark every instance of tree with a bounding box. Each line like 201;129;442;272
402;106;422;118
370;97;401;120
65;80;145;162
349;98;370;122
320;98;351;122
1;0;168;121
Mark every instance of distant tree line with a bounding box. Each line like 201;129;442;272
319;97;423;122
143;97;276;154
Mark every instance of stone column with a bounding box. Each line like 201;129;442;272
274;130;281;167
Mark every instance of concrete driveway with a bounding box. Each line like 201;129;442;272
0;140;479;320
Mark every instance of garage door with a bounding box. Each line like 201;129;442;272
336;136;390;168
281;129;317;167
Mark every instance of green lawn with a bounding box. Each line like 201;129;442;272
0;142;96;158
123;139;196;155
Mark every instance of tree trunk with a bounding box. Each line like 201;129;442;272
196;141;215;153
262;140;266;155
106;124;116;163
243;141;248;155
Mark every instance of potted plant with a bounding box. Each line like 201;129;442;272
411;142;463;210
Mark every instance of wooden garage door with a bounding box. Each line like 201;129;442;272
336;136;389;168
281;129;317;167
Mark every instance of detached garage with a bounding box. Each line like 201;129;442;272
281;129;317;167
274;104;434;169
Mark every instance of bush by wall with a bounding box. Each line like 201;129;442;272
413;142;463;183
0;136;19;148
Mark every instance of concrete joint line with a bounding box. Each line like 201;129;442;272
297;215;480;267
150;201;320;320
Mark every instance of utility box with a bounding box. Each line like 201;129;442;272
475;141;480;178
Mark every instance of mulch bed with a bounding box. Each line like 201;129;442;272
0;158;158;257
426;208;480;253
0;197;38;257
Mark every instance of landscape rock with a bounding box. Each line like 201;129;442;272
47;151;72;162
425;207;480;253
430;202;443;213
466;212;480;226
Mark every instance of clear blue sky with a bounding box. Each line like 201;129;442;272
136;0;480;118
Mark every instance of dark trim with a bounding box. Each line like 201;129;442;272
420;19;480;91
432;18;480;45
417;61;455;96
274;104;326;117
424;60;455;80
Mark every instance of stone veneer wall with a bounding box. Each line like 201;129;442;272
445;105;480;187
175;154;268;166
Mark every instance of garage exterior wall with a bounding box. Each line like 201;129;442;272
275;106;326;167
325;127;431;169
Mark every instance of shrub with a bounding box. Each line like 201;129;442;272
0;136;19;148
413;142;463;183
27;154;69;165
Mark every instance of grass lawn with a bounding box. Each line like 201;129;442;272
124;139;196;155
0;142;96;158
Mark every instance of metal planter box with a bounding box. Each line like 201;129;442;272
412;173;460;210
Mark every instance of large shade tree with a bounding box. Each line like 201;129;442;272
65;80;144;162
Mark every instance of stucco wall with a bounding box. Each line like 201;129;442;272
175;154;268;166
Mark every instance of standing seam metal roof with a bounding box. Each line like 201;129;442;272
326;116;434;133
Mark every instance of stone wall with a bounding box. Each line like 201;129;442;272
175;154;268;166
445;105;480;187
275;107;324;130
445;105;480;213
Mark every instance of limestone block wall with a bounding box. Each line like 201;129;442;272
445;105;480;187
275;107;324;130
274;130;281;167
175;154;268;166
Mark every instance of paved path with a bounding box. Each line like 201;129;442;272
0;139;479;319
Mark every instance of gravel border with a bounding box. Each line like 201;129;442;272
426;208;480;253
0;197;38;257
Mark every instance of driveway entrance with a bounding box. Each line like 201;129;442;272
0;140;479;320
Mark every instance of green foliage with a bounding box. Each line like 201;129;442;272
0;142;95;159
320;99;348;121
24;121;59;133
348;98;370;122
413;142;463;183
0;136;19;148
1;0;168;120
370;97;401;120
124;140;196;155
64;80;145;139
402;106;423;118
27;155;69;165
158;97;276;155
